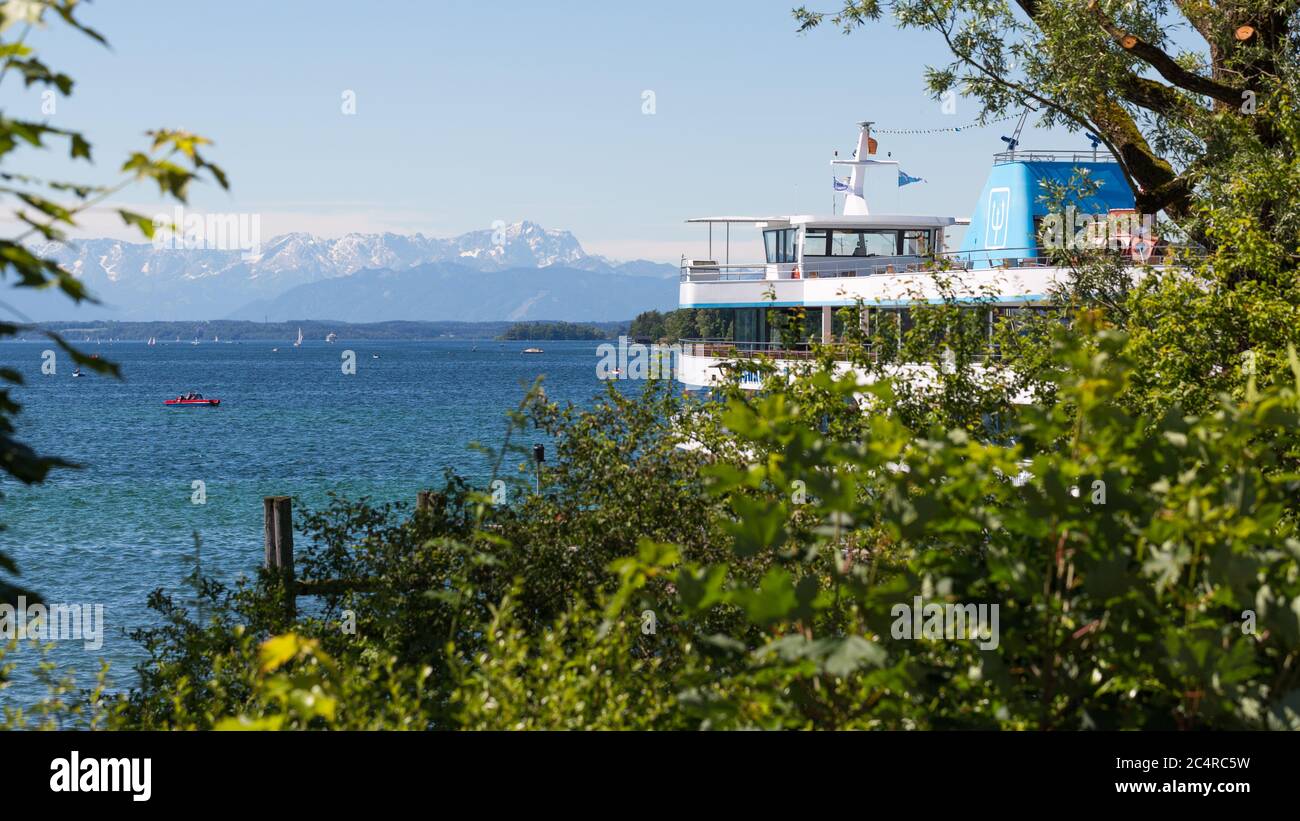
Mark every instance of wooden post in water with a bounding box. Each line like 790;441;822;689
263;496;295;617
416;490;435;513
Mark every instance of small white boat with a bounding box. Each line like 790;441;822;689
293;327;303;348
326;332;337;343
523;347;544;354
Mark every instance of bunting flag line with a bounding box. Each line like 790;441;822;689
874;114;1018;135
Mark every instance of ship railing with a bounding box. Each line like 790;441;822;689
680;338;1005;365
992;149;1118;164
679;261;769;282
681;245;1206;283
936;243;1206;270
680;338;858;361
680;256;932;283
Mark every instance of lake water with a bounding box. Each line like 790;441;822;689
0;338;623;704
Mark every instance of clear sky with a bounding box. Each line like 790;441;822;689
17;0;1079;262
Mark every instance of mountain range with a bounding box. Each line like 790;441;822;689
11;221;678;322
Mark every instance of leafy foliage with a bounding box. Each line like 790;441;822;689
48;312;1291;730
630;308;733;342
0;1;226;610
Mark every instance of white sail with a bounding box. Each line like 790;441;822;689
294;327;303;347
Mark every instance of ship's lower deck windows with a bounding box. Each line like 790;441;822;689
691;304;1063;356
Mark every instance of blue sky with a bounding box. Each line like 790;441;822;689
18;0;1079;262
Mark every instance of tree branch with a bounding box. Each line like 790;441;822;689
1116;75;1208;123
1086;0;1242;107
1086;98;1192;221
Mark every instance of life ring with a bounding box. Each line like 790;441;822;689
1130;236;1155;263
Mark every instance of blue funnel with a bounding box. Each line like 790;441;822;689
958;156;1134;268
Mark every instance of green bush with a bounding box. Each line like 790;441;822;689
63;312;1298;731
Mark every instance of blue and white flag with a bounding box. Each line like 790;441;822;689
832;177;851;192
898;170;925;187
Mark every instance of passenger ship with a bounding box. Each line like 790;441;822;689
675;121;1157;390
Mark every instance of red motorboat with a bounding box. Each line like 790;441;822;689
165;391;220;407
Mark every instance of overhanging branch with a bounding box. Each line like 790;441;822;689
1086;0;1242;107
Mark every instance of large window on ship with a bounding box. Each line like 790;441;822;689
903;229;932;256
735;308;766;345
829;229;899;257
802;229;828;257
763;229;798;263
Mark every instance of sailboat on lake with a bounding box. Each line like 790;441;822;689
293;327;303;348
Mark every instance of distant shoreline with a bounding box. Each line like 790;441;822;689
18;319;632;342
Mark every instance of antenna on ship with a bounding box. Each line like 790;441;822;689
1000;110;1030;159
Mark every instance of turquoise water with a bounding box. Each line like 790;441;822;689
0;339;621;703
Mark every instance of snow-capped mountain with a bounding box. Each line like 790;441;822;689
14;222;677;321
437;221;588;269
34;221;601;281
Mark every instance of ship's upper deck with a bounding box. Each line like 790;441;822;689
677;123;1166;306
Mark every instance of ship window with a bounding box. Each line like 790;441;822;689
764;229;798;263
802;229;828;257
902;230;932;256
830;230;898;257
736;308;764;344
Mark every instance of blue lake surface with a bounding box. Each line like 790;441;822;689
0;338;624;704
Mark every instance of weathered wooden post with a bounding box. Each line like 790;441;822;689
263;496;295;618
533;443;545;494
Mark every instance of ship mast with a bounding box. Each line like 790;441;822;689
832;121;896;216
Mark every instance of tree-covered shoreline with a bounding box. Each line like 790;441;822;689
496;321;618;341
